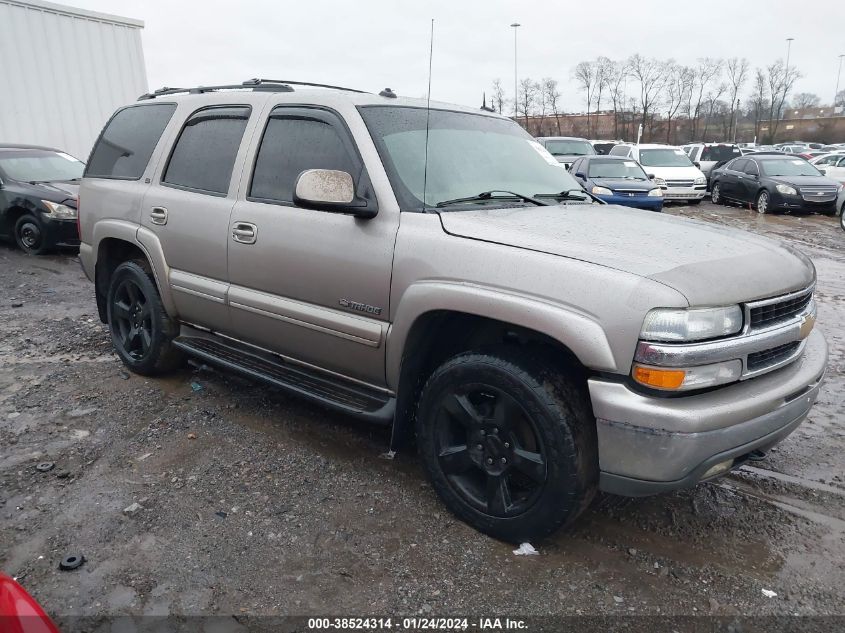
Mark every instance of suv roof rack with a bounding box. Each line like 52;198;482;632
138;78;369;101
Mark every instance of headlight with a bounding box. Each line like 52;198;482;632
652;177;666;186
647;188;663;197
694;176;706;185
41;200;77;219
640;306;743;342
775;184;797;195
591;186;613;196
632;360;742;391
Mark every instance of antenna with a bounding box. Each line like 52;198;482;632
422;18;434;211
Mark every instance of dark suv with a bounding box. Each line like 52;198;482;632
0;144;83;254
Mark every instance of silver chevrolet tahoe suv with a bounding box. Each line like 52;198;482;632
78;79;828;542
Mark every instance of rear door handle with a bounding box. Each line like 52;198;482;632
232;222;257;244
150;206;168;225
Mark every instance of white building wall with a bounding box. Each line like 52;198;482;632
0;0;148;160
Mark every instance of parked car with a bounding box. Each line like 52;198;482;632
683;143;742;189
809;153;845;183
79;79;827;541
839;186;845;231
0;144;82;254
710;154;842;214
0;573;60;633
779;144;809;154
569;155;663;211
609;143;707;203
589;140;620;155
534;136;595;168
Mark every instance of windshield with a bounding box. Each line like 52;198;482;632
638;148;694;168
358;106;582;210
700;145;741;162
542;139;595;157
759;159;822;177
0;150;84;182
587;159;647;180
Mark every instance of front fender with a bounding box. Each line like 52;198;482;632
385;281;617;390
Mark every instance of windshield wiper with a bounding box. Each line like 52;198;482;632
435;190;548;209
534;189;605;204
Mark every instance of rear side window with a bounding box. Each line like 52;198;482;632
609;145;629;157
250;111;358;204
729;159;747;172
162;106;251;195
743;160;759;176
86;104;176;179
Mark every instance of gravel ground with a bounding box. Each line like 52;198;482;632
1;201;843;630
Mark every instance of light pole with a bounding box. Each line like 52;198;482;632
510;22;520;123
835;54;845;110
733;98;741;143
785;37;794;73
783;38;794;122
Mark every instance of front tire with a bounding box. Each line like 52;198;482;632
711;182;723;205
756;190;770;214
106;260;184;375
416;350;597;542
840;203;845;231
14;214;48;255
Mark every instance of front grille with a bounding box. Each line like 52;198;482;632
613;189;648;196
747;341;801;371
800;186;837;202
665;179;694;188
748;290;812;330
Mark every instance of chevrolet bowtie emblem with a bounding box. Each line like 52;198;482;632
799;313;816;340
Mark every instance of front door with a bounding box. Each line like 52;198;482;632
141;104;254;333
226;106;398;386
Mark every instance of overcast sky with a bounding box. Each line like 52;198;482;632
72;0;845;112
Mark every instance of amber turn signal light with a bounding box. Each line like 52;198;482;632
632;365;686;390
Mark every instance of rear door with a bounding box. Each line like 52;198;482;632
719;159;745;199
140;104;254;333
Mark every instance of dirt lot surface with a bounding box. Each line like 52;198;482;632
1;201;843;629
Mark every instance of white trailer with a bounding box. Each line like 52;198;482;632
0;0;148;160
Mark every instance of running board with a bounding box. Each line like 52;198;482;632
172;334;395;424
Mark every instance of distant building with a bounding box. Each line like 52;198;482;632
0;0;148;159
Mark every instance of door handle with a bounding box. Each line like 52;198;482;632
150;207;168;225
232;222;257;244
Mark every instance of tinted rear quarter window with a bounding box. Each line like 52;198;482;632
163;106;251;195
250;114;357;203
86;104;176;179
729;159;747;172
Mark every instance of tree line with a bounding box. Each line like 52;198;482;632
489;55;838;144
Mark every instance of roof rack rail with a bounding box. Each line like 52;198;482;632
138;79;370;101
243;78;369;94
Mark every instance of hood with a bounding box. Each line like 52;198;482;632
644;165;705;180
771;175;839;189
438;205;814;306
591;178;654;191
18;180;79;204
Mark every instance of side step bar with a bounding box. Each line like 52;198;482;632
172;333;395;425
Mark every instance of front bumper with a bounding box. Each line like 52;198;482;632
771;191;836;213
660;186;706;201
597;193;663;211
41;216;79;248
590;329;827;496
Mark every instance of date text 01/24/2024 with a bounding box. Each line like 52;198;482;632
306;618;528;630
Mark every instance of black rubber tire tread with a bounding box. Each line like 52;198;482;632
106;259;184;375
416;348;598;542
14;214;48;255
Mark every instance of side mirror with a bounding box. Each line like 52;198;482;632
819;169;826;176
693;161;701;169
647;173;656;180
293;169;377;218
574;172;586;180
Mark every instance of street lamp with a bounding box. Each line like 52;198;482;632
510;22;520;122
785;37;794;73
733;98;741;143
835;54;845;111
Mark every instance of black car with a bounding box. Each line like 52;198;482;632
710;154;842;215
0;144;83;254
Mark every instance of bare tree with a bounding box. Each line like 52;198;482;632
607;60;628;139
725;57;749;140
836;89;845;108
749;67;769;142
593;57;613;118
627;54;665;139
765;60;801;142
542;77;562;135
491;78;506;115
517;77;539;131
573;61;596;136
687;58;724;141
664;63;692;143
702;82;727;140
792;92;820;110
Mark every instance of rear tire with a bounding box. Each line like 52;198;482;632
711;183;723;205
14;214;48;255
106;260;184;376
415;349;597;542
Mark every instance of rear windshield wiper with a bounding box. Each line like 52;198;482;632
435;190;549;209
534;189;605;204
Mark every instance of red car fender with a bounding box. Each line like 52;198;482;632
0;573;59;633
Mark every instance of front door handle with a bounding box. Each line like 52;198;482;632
232;222;257;244
150;206;168;225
